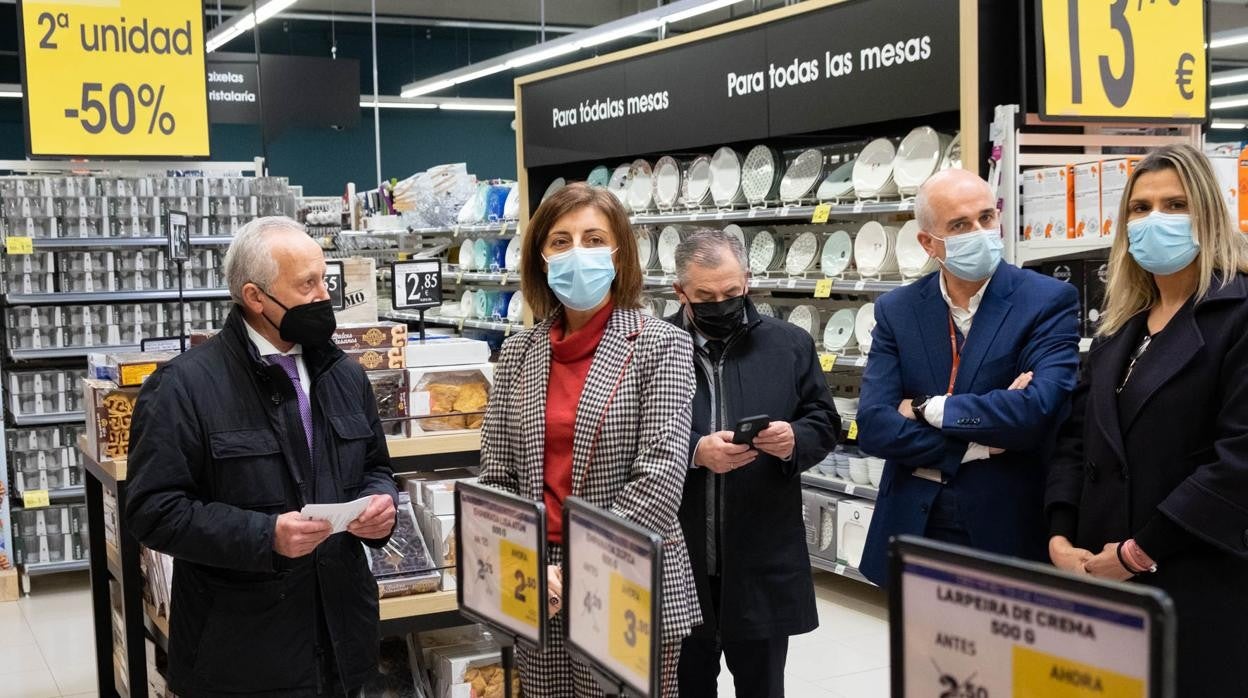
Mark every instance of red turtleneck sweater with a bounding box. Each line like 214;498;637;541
544;302;614;543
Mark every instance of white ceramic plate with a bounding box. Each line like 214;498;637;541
474;239;492;270
608;164;632;206
653;156;682;209
710;147;744;207
817;159;857;200
461;289;477;319
458;238;477;271
786;231;820;275
636;228;655;270
503;184;520;219
658;226;683;274
723;224;746;250
788;304;819;338
627;159;654;212
855;303;877;351
894;127;951;196
741;145;780;205
507;292;524;322
940;132;962;171
896;219;936;278
663;299;682;317
587;166;611;187
853;138;900;199
475;290;495;319
505;237;521;271
683;155;712;208
854;221;899;276
823;308;858;351
821;230;854;277
781;149;825;202
749;230;778;273
541;178;565;203
756;302;776;318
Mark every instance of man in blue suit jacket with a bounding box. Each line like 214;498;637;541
857;169;1080;586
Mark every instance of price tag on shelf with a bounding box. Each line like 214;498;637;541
458;318;466;331
844;484;856;497
22;489;50;509
715;211;725;220
847;421;859;440
819;353;837;372
453;226;461;238
500;221;509;235
786;278;798;289
853;201;865;214
814;278;834;298
779;207;791;217
811;203;832;224
835;563;847;577
854;280;867;292
748;209;760;219
900;200;914;211
5;236;33;255
504;323;513;338
500;272;510;286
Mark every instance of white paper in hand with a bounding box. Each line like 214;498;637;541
300;496;372;534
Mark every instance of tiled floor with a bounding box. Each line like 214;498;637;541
0;570;889;697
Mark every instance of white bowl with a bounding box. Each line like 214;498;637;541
868;468;883;488
848;457;871;485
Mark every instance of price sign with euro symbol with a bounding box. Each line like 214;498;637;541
1038;0;1206;122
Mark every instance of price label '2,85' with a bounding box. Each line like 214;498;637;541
391;259;443;310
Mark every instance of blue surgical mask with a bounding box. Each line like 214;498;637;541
1127;212;1199;276
544;246;616;311
935;228;1003;282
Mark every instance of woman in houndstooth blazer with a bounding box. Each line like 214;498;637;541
479;183;700;697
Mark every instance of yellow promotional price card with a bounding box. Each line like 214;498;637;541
811;203;832;224
819;353;837;372
814;278;834;298
19;0;210;156
1039;0;1205;121
499;539;540;629
5;237;34;255
1013;646;1144;698
847;420;858;440
22;489;50;509
608;572;652;680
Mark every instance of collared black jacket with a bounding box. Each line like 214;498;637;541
125;307;398;697
667;298;840;641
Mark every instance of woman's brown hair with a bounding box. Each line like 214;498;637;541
520;182;643;319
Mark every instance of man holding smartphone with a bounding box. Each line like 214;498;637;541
666;229;840;698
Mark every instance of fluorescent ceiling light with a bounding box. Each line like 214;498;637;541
1211;95;1248;110
456;63;511;83
1211;29;1248;50
363;96;514;112
1211;121;1247;129
206;0;298;53
1212;69;1248;87
439;102;516;112
402;79;458;98
0;84;22;99
577;19;663;49
255;0;299;23
361;99;437;110
505;43;581;69
663;0;744;24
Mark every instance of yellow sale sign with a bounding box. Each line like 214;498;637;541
19;0;209;157
1040;0;1206;122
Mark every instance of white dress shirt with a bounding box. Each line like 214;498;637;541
923;273;991;464
244;319;310;394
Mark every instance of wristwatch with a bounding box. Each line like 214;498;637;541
912;395;934;425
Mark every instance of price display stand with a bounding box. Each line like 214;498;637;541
889;536;1176;698
391;259;443;341
454;482;550;698
324;260;345;311
562;497;663;698
165;210;190;350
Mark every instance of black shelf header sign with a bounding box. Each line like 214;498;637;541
520;0;960;168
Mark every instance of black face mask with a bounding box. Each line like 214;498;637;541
262;291;337;347
687;295;746;340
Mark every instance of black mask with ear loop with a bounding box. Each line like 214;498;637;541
261;290;337;346
687;295;746;340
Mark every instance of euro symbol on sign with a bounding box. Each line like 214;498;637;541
1175;52;1195;100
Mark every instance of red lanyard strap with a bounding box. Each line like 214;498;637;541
946;313;960;396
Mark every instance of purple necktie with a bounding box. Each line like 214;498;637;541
268;354;313;454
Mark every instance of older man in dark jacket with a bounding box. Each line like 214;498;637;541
666;229;840;698
126;216;398;697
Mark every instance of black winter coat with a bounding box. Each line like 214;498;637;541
667;300;840;641
1046;273;1248;697
125;308;399;697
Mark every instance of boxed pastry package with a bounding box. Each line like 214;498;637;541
83;379;141;463
364;493;441;598
397;469;477;509
405;337;490;369
367;369;410;438
346;347;407;372
417;508;457;592
407;364;493;435
432;645;518;698
88;351;177;387
332;321;409;351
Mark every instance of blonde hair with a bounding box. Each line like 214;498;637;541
1098;144;1248;336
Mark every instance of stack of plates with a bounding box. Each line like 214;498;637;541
492;239;509;269
848;456;871;485
895;220;937;278
756;302;777;318
785;231;821;275
663;299;682;317
637;228;656;271
652;156;683;209
822;308;858;352
853;138;900;199
505;237;522;271
507;292;524;323
683;155;713;208
607;164;632;205
855;303;877;352
894;127;952;196
541;178;566;203
503;184;520;219
748;230;785;273
475;290;500;319
458;183;489;224
587;165;611;187
940;133;962;171
821;230;854;277
461;289;478;319
787;304;820;338
485;185;511;221
458;239;478;271
780;149;826;203
710;147;745;208
833;396;859;422
723;224;746;250
474;239;493;271
867;457;885;488
741;145;782;206
854;222;899;277
817;159;857;201
627;160;654;212
657;226;684;274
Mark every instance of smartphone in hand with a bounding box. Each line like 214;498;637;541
732;415;771;445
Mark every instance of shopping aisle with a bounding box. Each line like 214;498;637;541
0;571;887;698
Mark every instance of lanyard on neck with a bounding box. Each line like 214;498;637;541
946;313;961;396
